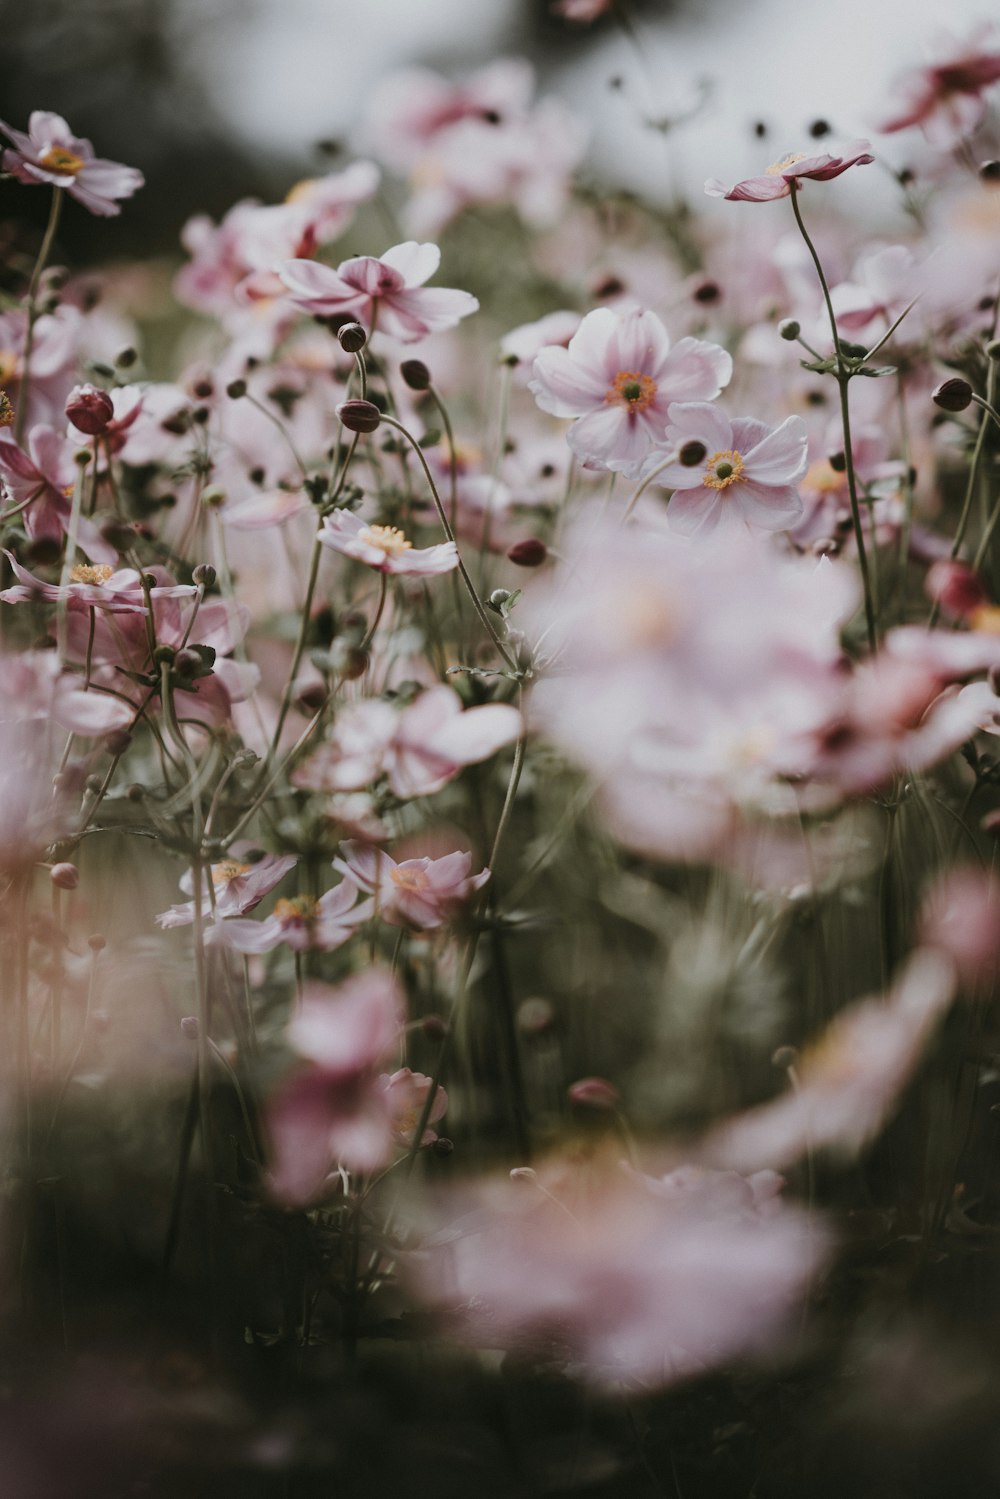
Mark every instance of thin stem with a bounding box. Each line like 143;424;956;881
14;187;64;447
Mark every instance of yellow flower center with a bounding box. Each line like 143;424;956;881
702;449;746;491
39;145;85;177
70;563;114;585
274;895;319;922
357;523;412;558
213;860;250;886
605;370;658;411
971;605;1000;634
284;177;316;204
0;352;17;385
0;390;13;428
804;458;843;494
766;152;809;176
389;865;429;892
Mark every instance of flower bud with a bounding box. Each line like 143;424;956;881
932;377;973;412
88;933;107;952
50;862;79;891
772;1045;799;1071
838;339;868;360
507;538;548;567
433;1136;454;1156
192;563;217;588
225;379;247;400
115;346;138;369
693;280;721;304
422;1013;449;1042
400;359;431;391
336;399;382;433
337;322;367;353
74;448;92;467
678;439;707;467
980;160;1000;184
828;450;847;472
925;559;987;619
567;1076;620;1110
201;485;226;509
180;1015;199;1039
778;318;801;341
66;384;115;436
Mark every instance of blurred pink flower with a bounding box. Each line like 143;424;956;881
530;306;731;476
0;426;116;563
705;142;874;202
0;550;194;613
382;1067;448;1145
334;840;489;928
319;510;458;575
203;880;370;954
156;846;297;930
409;1152;824;1390
279;241;479;343
650;402;807;537
919;869;1000;990
553;0;613;20
0;111;143;216
268;971;405;1200
879;27;1000;148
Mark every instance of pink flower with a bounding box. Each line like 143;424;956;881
879;27;1000;148
319;509;458;576
919;869;1000;990
552;0;613;20
279;241;479;344
203;880;370;955
0;550;194;613
0;427;116;563
408;1152;824;1390
705;142;875;202
334;840;489;928
267;971;404;1201
382;1067;447;1145
156;846;297;930
0;111;143;216
650;403;807;536
530;307;732;476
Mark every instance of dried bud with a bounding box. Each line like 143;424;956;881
567;1076;620;1110
507;538;548;567
778;318;801;341
678;439;707;467
66;384;115;436
926;559;988;619
50;862;79;891
400;359;432;391
932;377;974;412
192;563;217;588
337;322;367;353
336;398;382;433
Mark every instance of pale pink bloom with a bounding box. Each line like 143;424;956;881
319;509;458;575
0;426;116;563
705;142;875;202
0;648;132;739
0;306;78;429
408;1152;824;1390
279;242;479;344
828;244;921;339
156;846;297;930
879;27;1000;148
366;59;538;172
650;403;806;537
0;112;143;216
221;488;312;531
203;880;369;955
553;0;613;19
382;1067;448;1145
0;550;194;612
704;950;957;1174
919;869;1000;990
500;310;582;383
334;840;489;928
531;307;732;477
268;971;404;1200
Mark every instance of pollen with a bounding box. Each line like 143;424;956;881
703;449;746;490
357;523;413;557
70;564;114;585
213;860;250;886
39;145;85;177
0;390;13;428
605;370;658;411
766;151;810;176
274;895;319;922
390;865;429;892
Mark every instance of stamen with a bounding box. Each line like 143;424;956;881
213;860;250;885
702;449;746;491
766;151;810;176
274;895;319;922
357;523;413;558
605;371;658;412
39;145;85;177
70;564;114;585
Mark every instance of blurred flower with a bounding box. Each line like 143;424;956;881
0;111;143;216
879;26;1000;148
156;846;297;930
279;242;479;343
319;510;458;575
705;142;875;202
334;840;489;928
0;426;116;563
203;880;370;954
530;306;732;477
382;1067;448;1145
919;869;1000;989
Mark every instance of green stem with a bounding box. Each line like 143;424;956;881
14;187;64;447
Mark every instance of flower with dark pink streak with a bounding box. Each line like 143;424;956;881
279;241;479;343
705;142;874;202
879;27;1000;148
0;111;143;216
530;306;731;477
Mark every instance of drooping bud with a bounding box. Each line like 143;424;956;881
50;862;80;891
932;377;973;412
336;398;382;433
337;322;367;353
507;538;548;567
778;318;801;341
192;563;217;588
400;359;431;391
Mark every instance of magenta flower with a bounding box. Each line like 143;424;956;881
879;27;1000;148
279;241;479;343
156;846;297;930
268;972;404;1201
650;402;807;536
530;306;732;477
319;509;458;576
705;141;874;202
203;880;371;955
334;840;489;928
0;111;143;216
